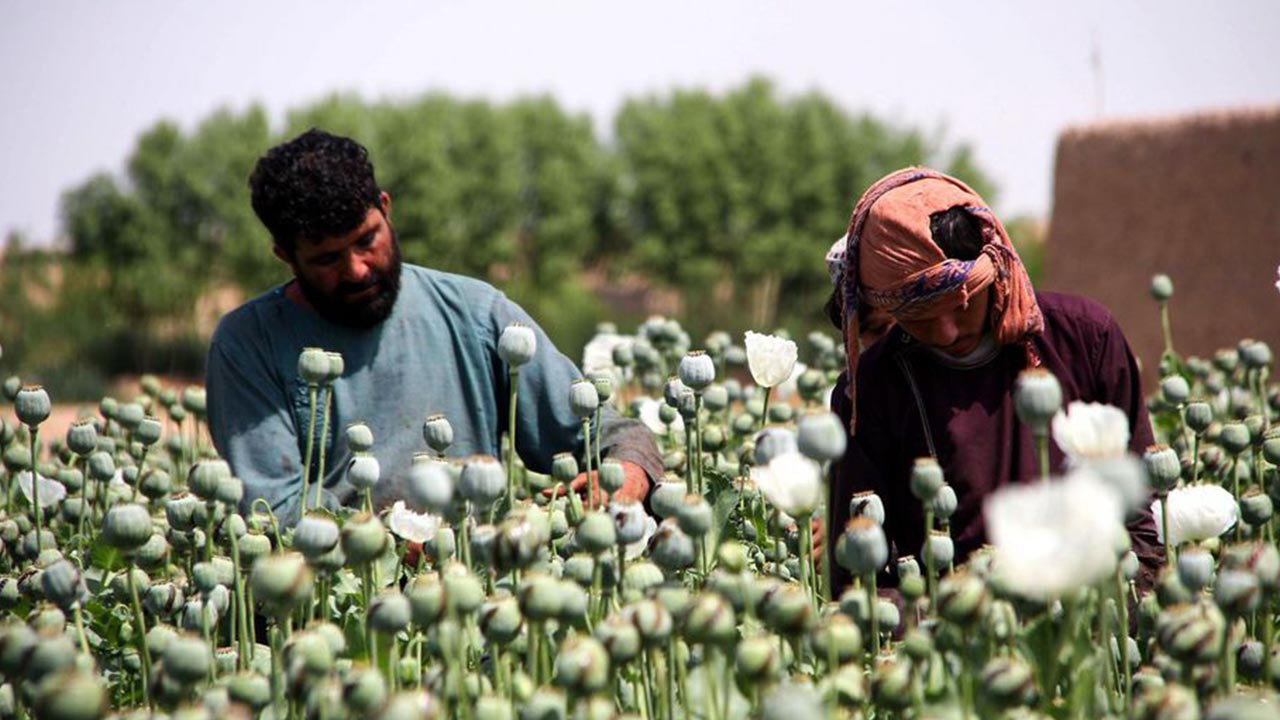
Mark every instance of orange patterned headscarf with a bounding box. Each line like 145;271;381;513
839;167;1043;431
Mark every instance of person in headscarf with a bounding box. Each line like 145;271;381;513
825;167;1162;594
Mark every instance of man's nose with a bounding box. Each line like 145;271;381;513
340;252;370;283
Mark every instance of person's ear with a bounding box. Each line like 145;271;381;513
272;244;294;267
378;191;391;219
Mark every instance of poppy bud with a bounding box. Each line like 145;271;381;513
1176;546;1215;593
1214;569;1260;616
593;613;641;664
649;520;695;571
341;512;389;566
325;351;344;382
188;459;231;501
630;599;673;646
33;669;107;720
849;491;885;525
250;552;312;617
346;422;374;452
293;513;340;559
1160;376;1191;406
405;573;446;627
1240;487;1273;526
298;347;330;385
342;666;387;716
575;511;616;555
1240;340;1272;369
497;323;537;368
937;572;988;627
550;452;579;485
40;560;87;611
649;481;687;519
1219;422;1251;455
442;564;484;615
980;656;1037;708
1185;402;1213;435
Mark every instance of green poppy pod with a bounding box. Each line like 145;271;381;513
683;592;737;647
325;351;344;382
368;591;412;634
407;455;453;513
1012;369;1062;433
188;459;231;500
102;504;153;551
342;667;388;716
649;520;695;571
227;672;272;712
162;633;212;685
629;599;673;647
1143;445;1182;493
677;351;715;392
345;422;374;453
597;459;625;495
837;517;888;576
65;421;98;458
1150;274;1174;302
32;669;107;720
115;403;144;432
1;376;20;402
550;452;579;485
796;411;847;463
297;347;330;386
459;455;505;506
808;613;862;664
478;596;523;646
568;380;599;419
734;635;781;683
405;573;446;628
346;453;381;490
553;636;610;695
441;564;485;615
575;511;616;555
676;494;712;538
293;513;340;559
589;371;614;403
1219;422;1251;455
497;323;537;368
593;613;641;664
341;512;389;566
40;560;87;611
422;415;453;454
250;552;312;617
15;386;51;428
979;656;1037;708
909;457;945;502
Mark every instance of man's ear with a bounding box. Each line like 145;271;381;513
378;191;391;219
272;244;294;267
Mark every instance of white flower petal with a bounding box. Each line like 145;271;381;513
635;396;683;437
752;451;822;518
18;472;66;509
625;515;658;561
1150;484;1238;546
582;332;630;377
744;331;798;389
1051;401;1129;463
985;470;1125;600
387;501;441;544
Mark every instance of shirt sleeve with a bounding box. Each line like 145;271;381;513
485;294;663;486
206;323;328;527
1091;310;1165;587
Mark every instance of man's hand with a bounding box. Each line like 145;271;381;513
543;460;651;509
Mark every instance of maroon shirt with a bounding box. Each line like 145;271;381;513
828;291;1162;592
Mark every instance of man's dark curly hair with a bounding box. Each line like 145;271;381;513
249;129;382;255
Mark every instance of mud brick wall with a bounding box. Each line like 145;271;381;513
1043;106;1280;388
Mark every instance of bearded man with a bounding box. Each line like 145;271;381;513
825;167;1163;593
206;129;660;524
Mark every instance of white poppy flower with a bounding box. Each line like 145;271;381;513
985;469;1126;600
387;501;441;544
1051;401;1130;463
582;332;630;377
744;331;798;389
18;471;66;509
635;396;684;436
1150;484;1238;546
750;451;823;518
624;514;658;561
772;362;808;403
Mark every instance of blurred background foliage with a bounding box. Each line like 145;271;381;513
1;77;1044;400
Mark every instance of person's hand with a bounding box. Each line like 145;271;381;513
542;460;651;509
811;514;826;564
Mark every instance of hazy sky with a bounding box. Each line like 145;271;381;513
2;1;1278;245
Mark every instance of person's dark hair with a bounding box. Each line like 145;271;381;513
248;129;382;255
929;206;985;261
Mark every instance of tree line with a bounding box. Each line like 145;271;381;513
2;77;1013;399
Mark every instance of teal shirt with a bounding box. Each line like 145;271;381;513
206;264;660;524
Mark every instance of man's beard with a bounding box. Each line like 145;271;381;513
297;229;403;329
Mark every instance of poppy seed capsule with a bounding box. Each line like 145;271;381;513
929;484;958;521
910;458;945;501
102;504;153;551
1176;546;1215;593
422;414;453;454
15;386;52;428
796;412;847;463
40;560;87;611
162;633;212;685
116;403;144;432
1213;569;1260;616
980;656;1037;708
346;453;381;490
1150;274;1174;302
341;513;389;565
1185;402;1213;435
65;421;98;457
1012;369;1062;433
325;351;344;381
849;491;886;525
678;351;716;392
590;372;614;403
597;459;625;494
407;455;453;513
1160;376;1191;406
837;517;888;576
568;379;599;419
188;459;231;501
550;452;579;485
575;512;616;555
297;347;330;386
677;494;712;537
405;574;446;627
554;635;610;694
734;635;781;682
649;481;687;519
442;564;485;615
938;572;988;626
1143;445;1182;493
649;520;695;571
1240;340;1272;369
1219;423;1251;455
630;599;674;646
33;669;108;720
459;455;505;506
594;613;641;664
293;514;340;558
346;422;374;452
1241;488;1273;526
250;552;312;616
368;591;412;634
497;323;537;368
